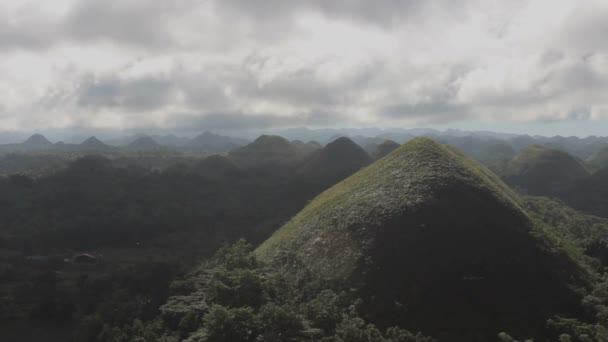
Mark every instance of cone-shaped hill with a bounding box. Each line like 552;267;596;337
22;134;53;149
187;131;247;152
291;140;322;156
257;137;589;340
589;145;608;170
371;139;400;160
229;135;305;169
79;136;111;151
296;137;372;190
128;136;160;149
504;144;589;195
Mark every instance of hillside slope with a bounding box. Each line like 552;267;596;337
128;136;160;149
257;137;589;341
371;139;400;160
503;145;589;194
297;137;371;188
229;135;305;169
589;145;608;170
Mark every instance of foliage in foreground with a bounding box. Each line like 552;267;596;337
76;240;434;342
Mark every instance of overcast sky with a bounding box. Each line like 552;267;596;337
1;0;607;136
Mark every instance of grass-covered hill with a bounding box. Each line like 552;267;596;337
371;139;400;160
295;137;371;194
589;145;608;170
502;144;589;195
228;135;306;170
291;140;322;156
22;134;54;150
553;166;608;219
78;136;112;152
186;131;247;152
257;137;590;341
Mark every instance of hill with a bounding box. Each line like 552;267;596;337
297;137;371;190
508;135;539;151
257;137;588;340
186;131;247;152
79;136;111;151
21;134;54;150
291;140;322;156
228;135;305;169
128;136;160;150
503;145;589;195
371;139;400;160
589;145;608;170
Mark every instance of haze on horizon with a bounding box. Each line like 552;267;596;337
1;0;608;137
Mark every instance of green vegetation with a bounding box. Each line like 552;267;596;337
256;137;592;340
6;134;608;341
502;144;589;195
588;145;608;171
75;241;434;342
295;136;372;197
371;139;400;160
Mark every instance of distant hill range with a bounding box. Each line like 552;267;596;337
184;131;248;152
3;129;608;160
0;132;248;154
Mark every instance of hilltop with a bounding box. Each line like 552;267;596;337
295;137;371;193
257;137;588;340
186;131;247;152
228;135;305;169
503;145;589;195
79;136;111;151
128;136;160;150
22;134;54;150
371;139;400;160
291;140;322;156
589;145;608;170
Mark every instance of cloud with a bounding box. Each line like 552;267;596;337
76;75;176;111
0;0;607;133
168;110;344;131
62;0;180;48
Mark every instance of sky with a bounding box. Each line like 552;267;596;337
1;0;608;137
